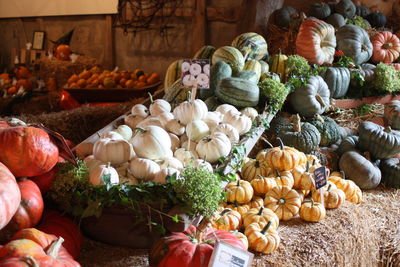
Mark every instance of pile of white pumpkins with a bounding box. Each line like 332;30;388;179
75;96;260;186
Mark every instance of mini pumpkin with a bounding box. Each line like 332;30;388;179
299;199;326;222
196;132;231;163
226;179;254;204
371;31;400;64
225;202;250;217
312;184;345;209
211;207;242;231
243;207;280;230
249;196;264;209
297;162;315;191
131;126;172;160
251;175;277;196
93;138;134;165
245;222;280;254
230;230;249;250
273;170;295;189
242;159;273;182
89;163;119;186
329;174;362;203
264;186;301;221
222;110;252;135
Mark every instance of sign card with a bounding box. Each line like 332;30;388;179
181;59;210;90
208;241;254;267
314;166;328;190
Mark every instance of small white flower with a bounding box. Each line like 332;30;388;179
203;64;210;75
181;61;191;73
196;73;209;89
190;63;202;76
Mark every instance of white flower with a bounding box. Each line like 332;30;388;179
190;63;202;76
196;73;209;89
181;61;191;73
203;64;210;75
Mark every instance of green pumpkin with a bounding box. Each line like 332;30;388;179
309;2;331;19
231;32;269;60
355;5;371;18
235;70;259;84
335;0;356;19
336;24;373;65
384;100;400;130
319;67;350;98
265;114;291;144
366;11;386;28
326;13;347;28
358;122;400;159
271;6;299;29
380;158;400;189
210;61;232;93
337;135;359;156
278;114;321;154
306;115;341;146
339;151;381;189
290;76;330;118
215;77;259;108
163;79;190;108
204;96;222;111
212;46;245;74
193;45;216;60
164;60;182;91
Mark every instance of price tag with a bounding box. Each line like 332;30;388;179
208;240;254;267
314;166;328;190
181;59;210;91
242;39;258;60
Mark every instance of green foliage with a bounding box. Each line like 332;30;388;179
346;15;370;29
171;166;225;218
258;78;289;113
335;55;355;68
373;63;400;93
285;55;311;77
354;104;375;116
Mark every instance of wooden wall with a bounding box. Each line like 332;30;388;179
0;0;397;78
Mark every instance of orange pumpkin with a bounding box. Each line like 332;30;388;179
371;31;400;63
15;79;32;91
55;45;72;61
257;139;303;171
264;186;301;221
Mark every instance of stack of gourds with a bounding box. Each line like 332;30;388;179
75;96;260;186
212;139;362;255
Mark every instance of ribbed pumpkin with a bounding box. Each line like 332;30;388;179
309;2;331;19
264;186;301;221
273;170;295;189
335;0;356;19
291;164;306;189
226;180;254;204
0;126;59;177
319;67;350;98
245;222;280;254
224;203;250;218
243;207;280;229
278;114;321;154
380;158;400;189
241;159;272;181
215;77;259;108
231;32;269;60
312;184;345;209
306;115;341;146
290;76;330;117
193;45;215;60
384;100;400;130
366;11;387;28
371;31;400;64
337;135;359;156
297;162;315;191
295;18;336;65
164;60;182;92
329;174;362;203
358;122;400;159
230;230;249;250
251;175;277;196
326;13;346;28
355;5;371;18
271;6;299;29
336;25;373;65
0;163;21;231
211;207;242;231
299;199;326;222
249;196;264;209
212;46;245;74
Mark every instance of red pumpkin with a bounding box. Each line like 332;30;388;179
0;162;21;230
149;223;246;267
30;164;60;194
371;31;400;63
55;45;72;61
0;121;9;128
37;210;82;259
0;228;80;267
0;126;59;177
0;179;44;240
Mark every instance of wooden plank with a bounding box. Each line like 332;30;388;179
191;0;206;55
20;49;27;64
16;18;28;47
103;15;114;69
206;6;240;23
236;0;258;34
10;48;17;67
36;17;45;31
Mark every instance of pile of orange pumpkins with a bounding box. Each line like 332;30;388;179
212;139;362;255
66;66;160;89
0;120;82;266
0;66;33;95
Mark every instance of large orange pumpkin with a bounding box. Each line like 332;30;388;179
0;162;21;230
0;126;59;177
55;45;72;61
371;31;400;63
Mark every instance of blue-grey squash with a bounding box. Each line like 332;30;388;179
319;67;350;98
335;0;356;19
380;158;400;189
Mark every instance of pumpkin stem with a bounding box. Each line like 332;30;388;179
187;91;192;102
277;137;284;150
327;184;332;191
310;198;315;206
260;136;274;148
255;160;260;168
257;206;264;215
306;161;310;172
134;127;146;133
148;92;154;103
260;221;272;235
293;114;301;132
384;126;392;133
315;94;327;108
361;44;369;51
383;42;393;49
46;237;64;259
256;174;263;180
220;209;231;216
196;217;211;242
316;114;325;123
21;256;40;267
278;198;286;204
275;169;281;178
236;179;241;187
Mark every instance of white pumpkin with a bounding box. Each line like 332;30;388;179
168;133;181;151
203;111;223;131
101;131;124;140
212;123;240;144
114;162;130;177
186;120;210;142
150;99;171;116
173;99;208;125
124;114;146;129
115;125;133;140
129;158;160;181
93;138;134;165
130;126;172;160
196;132;231;163
223;110;252;135
154;168;180;184
75;142;94;159
157;112;174;127
190;159;213;172
131;104;149;118
216;104;239;115
159;156;184;170
180;134;188;144
174;148;198;165
240;107;258;121
84;155;104;170
136;116;163;128
89;164;119;186
181;140;197;152
166;119;185;136
119;175;139;186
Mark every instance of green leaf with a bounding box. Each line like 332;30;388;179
171;215;180;223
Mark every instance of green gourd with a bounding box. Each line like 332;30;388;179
235;70;259;84
193;45;216;60
231;32;269;60
326;13;347;28
209;61;232;94
216;77;259;108
309;2;331;19
306;115;341;146
380;158;400;189
212;46;245;74
337;135;359;156
335;0;356;19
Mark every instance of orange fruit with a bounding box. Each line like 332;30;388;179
16;79;32;90
103;77;116;88
113;72;122;83
146;76;159;85
7;86;17;94
68;74;79;84
125;79;135;89
77;79;87;88
138;75;147;82
79;70;92;80
90;66;101;73
69;82;78;88
121;71;131;80
90;79;99;87
136;81;146;88
98;84;104;89
119;78;128;87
